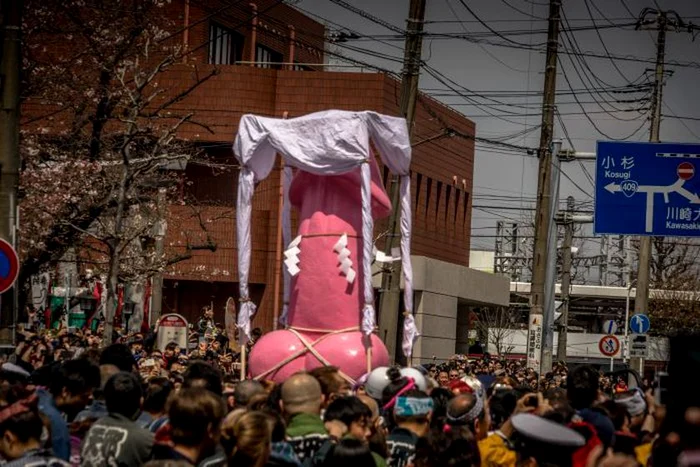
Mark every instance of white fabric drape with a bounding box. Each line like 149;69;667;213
280;166;293;327
236;168;256;344
360;161;375;335
399;175;418;357
233;110;417;354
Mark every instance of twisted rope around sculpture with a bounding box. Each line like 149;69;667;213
251;326;376;385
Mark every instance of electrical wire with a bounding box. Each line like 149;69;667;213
455;0;546;47
443;0;530;74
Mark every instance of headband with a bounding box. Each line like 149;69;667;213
382;378;416;411
394;397;434;417
0;395;37;424
446;395;484;426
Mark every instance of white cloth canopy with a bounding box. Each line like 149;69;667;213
233;110;419;358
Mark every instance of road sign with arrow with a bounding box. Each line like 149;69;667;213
595;141;700;237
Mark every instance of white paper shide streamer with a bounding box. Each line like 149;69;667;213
236;168;257;344
232;110;415;350
360;161;375;336
333;233;356;284
400;174;419;357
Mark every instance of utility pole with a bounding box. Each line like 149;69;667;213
0;0;22;345
556;196;575;363
378;0;426;361
527;0;561;374
633;9;686;374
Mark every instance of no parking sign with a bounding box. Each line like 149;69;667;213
0;239;19;294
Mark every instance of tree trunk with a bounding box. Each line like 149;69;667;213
101;166;129;347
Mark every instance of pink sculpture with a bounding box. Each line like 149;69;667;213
233;110;418;384
249;163;391;382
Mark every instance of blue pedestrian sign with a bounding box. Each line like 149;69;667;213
629;314;651;334
595;141;700;236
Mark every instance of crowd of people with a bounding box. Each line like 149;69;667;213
0;322;696;467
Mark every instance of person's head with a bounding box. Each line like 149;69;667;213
309;366;351;406
168;388;225;457
104;372;142;420
165;342;178;358
438;371;450;387
99;343;136;372
0;391;45;461
169;361;186;375
324;396;373;442
448;368;460;381
49;359;100;413
429;387;453;429
567;365;600;410
204;307;214;320
413;425;481;467
234;380;266;409
143;377;172;416
183;360;223;396
318;437;375;467
130;339;144;354
446;392;490;441
511;413;585;467
222;410;271;467
392;389;433;437
599;400;631;433
280;372;323;417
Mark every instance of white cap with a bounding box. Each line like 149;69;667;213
364;366;390;400
1;362;30;379
400;367;427;392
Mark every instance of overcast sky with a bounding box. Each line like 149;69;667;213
295;0;700;258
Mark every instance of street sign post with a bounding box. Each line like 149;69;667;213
595;141;700;236
629;334;649;358
0;239;19;295
156;313;188;352
599;334;620;357
603;319;619;335
630;313;651;334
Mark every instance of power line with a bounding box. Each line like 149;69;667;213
455;0;547;47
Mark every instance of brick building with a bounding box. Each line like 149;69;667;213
22;0;509;361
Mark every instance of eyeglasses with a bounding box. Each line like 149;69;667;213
449;373;459;379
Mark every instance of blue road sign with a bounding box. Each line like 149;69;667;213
630;313;651;334
595;141;700;236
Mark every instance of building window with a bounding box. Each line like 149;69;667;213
255;45;283;69
209;22;244;65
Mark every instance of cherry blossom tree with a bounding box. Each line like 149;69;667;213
20;0;221;343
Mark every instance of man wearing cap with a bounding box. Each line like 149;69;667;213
385;390;433;467
510;413;585;467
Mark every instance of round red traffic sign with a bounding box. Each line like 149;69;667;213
0;239;19;295
678;162;695;180
599;334;620;357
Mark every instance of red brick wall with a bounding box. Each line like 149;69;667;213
180;0;324;67
21;2;474;332
156;68;474;330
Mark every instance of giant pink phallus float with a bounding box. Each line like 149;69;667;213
233;110;420;383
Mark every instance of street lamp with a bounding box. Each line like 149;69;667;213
624;279;637;364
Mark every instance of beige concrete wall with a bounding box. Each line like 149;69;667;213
413;291;458;363
411;256;510;307
372;255;511;363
